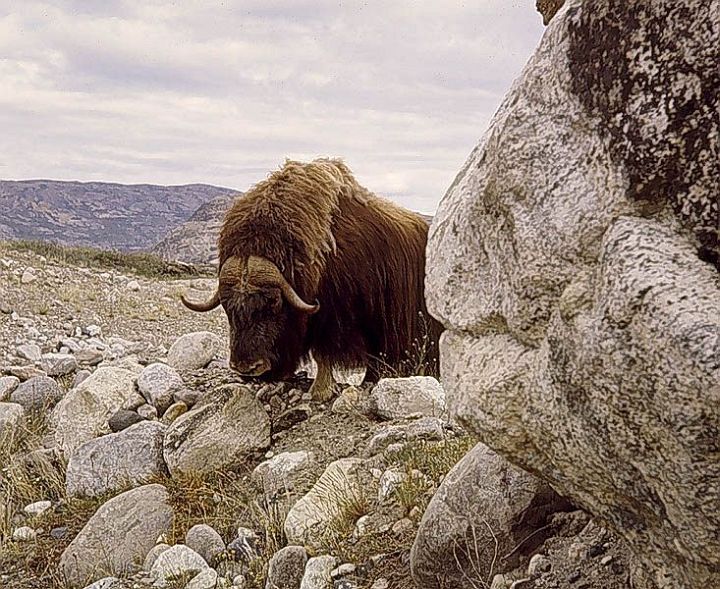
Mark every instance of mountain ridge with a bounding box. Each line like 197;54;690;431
0;179;238;252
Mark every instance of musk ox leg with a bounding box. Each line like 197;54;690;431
309;356;336;402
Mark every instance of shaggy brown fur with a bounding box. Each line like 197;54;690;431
191;158;441;393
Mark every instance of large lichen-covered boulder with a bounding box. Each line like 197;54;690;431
51;367;144;456
60;484;174;587
410;443;568;589
163;384;270;476
426;2;720;589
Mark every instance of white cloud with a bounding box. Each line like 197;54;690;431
0;0;544;212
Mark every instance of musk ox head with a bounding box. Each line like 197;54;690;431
181;255;319;379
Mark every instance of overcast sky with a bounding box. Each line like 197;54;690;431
0;1;544;212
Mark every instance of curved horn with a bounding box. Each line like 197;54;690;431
181;290;220;312
248;256;320;314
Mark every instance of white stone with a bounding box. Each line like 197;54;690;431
85;324;102;337
82;577;125;589
186;568;219;589
528;554;551;577
24;500;52;517
284;458;373;549
13;526;37;541
252;450;315;497
300;555;338;589
167;331;222;370
51;367;144;455
21;269;36;284
370;377;445;420
150;544;209;583
377;467;408;504
137;363;184;413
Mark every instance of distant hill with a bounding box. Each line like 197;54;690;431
0;179;238;251
152;192;239;265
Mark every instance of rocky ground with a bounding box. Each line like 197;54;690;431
0;242;635;589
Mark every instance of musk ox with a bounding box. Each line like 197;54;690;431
181;158;442;400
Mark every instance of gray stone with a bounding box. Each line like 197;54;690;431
66;421;168;498
425;1;720;587
300;556;338;589
51;526;69;540
39;353;78;376
150;544;209;584
410;443;566;589
75;348;104;366
266;545;308;589
163;384;270;477
60;484;174;587
137;363;184;414
17;343;42;363
3;365;45;381
51;367;144;455
73;369;92;387
0;375;20;401
173;388;200;407
108;409;144;432
0;402;25;444
365;417;452;457
185;524;226;564
284;458;374;549
137;404;158;420
370;377;445;420
167;331;221;370
10;376;63;412
252;451;316;497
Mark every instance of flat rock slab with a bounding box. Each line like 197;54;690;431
66;421;168;498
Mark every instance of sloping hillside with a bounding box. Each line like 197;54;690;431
0;180;237;251
152;193;239;264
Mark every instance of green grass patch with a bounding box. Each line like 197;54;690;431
6;240;212;279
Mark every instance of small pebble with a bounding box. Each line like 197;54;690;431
24;500;52;517
13;526;37;541
50;526;68;540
